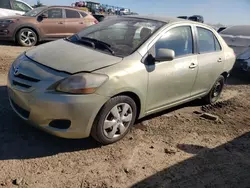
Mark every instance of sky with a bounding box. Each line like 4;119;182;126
23;0;250;25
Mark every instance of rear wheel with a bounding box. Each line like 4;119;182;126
204;75;225;104
17;28;38;47
91;96;137;145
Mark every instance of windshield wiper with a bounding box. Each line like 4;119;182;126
81;37;115;55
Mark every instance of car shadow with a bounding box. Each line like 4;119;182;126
227;70;250;85
132;132;250;188
0;41;17;46
0;86;101;160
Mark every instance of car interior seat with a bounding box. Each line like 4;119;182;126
140;28;152;41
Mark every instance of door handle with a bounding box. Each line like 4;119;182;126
189;63;197;69
58;22;63;24
217;58;222;62
79;22;84;24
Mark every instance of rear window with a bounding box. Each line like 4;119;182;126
0;0;11;9
221;25;250;36
80;12;87;17
66;9;81;18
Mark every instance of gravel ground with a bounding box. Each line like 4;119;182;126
0;42;250;188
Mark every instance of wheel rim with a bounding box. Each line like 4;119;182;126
103;103;133;139
20;30;36;46
212;81;222;98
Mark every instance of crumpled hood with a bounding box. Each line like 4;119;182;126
26;39;123;74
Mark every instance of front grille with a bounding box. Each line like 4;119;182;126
11;69;41;90
11;99;30;119
14;73;40;82
13;80;31;89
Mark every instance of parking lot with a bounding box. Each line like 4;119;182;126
0;42;249;187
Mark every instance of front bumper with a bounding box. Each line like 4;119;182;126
0;27;14;41
7;62;109;139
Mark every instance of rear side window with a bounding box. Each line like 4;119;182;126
66;9;81;18
155;26;193;57
197;27;221;53
0;0;11;9
43;9;63;18
214;36;221;51
80;12;87;17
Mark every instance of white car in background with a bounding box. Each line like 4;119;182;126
0;0;32;17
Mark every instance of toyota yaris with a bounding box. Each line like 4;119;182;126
7;16;235;144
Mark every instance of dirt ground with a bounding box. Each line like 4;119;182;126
0;42;250;188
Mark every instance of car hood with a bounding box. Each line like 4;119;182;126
237;47;250;60
0;15;28;20
25;39;123;74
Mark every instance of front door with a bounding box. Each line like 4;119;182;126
146;26;198;112
37;8;66;39
191;26;225;96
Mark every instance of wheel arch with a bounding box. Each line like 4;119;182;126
14;24;41;41
112;91;142;119
221;71;229;81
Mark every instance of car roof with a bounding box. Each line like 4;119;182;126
41;6;91;13
122;15;211;27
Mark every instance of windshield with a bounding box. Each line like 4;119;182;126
70;18;164;57
23;7;47;17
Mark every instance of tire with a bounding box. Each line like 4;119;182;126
204;75;225;104
17;28;38;47
91;95;137;145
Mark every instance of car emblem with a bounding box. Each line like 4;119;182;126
14;67;19;76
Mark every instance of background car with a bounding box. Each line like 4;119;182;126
0;0;32;17
234;47;250;73
7;16;235;144
188;15;204;23
220;25;250;56
0;6;98;47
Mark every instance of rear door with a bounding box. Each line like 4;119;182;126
37;8;66;39
64;9;87;35
191;26;225;96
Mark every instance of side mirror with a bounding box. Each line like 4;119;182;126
39;14;48;19
155;48;175;62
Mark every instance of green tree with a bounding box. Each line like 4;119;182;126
32;0;44;8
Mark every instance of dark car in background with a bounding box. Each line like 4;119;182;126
220;25;250;73
220;25;250;56
177;15;204;23
0;6;98;46
188;15;204;23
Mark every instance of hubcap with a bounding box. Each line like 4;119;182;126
213;82;222;97
20;31;36;46
103;103;133;139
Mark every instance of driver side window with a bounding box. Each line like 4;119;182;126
42;9;63;19
155;26;194;58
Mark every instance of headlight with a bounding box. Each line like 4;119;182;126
55;73;108;94
0;19;16;24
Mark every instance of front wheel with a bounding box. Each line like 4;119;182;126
17;28;38;47
204;75;225;104
91;96;137;145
